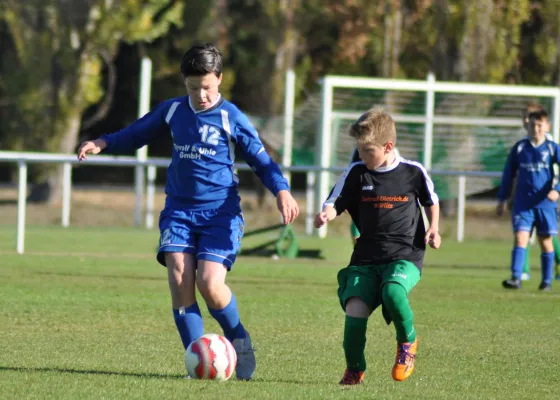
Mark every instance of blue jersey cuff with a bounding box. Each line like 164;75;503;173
273;183;290;196
99;134;112;152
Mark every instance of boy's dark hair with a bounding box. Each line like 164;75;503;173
180;43;222;78
523;103;546;129
527;109;549;122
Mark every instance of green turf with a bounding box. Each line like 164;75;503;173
1;226;559;399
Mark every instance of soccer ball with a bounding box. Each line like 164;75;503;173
185;334;237;380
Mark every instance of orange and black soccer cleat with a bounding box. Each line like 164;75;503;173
339;368;365;385
392;338;418;381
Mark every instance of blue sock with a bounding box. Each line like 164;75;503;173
511;247;526;280
208;293;247;343
541;252;554;285
173;303;204;349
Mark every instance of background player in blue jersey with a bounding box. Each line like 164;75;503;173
77;43;299;380
497;110;560;291
516;104;560;281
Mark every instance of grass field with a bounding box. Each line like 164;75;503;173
1;225;560;400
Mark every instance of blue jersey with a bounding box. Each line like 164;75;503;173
497;138;560;211
100;95;289;211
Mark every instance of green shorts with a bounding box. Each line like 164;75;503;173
337;260;421;323
350;221;360;238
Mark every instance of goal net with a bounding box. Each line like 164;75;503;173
315;75;560;236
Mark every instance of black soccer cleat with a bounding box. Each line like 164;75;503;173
502;279;522;289
538;282;552;291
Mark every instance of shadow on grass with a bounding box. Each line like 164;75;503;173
36;271;164;282
250;377;334;385
0;366;183;380
1;366;335;385
426;263;505;270
239;248;324;260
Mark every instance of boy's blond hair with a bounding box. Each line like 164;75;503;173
349;107;397;146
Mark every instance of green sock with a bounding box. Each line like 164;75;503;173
382;283;416;343
523;245;530;275
553;236;560;265
343;315;368;371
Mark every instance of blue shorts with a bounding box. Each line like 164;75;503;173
157;208;244;269
512;208;558;236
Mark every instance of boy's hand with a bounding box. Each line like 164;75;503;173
314;206;337;228
276;190;299;224
77;139;107;161
548;190;559;201
425;227;441;249
496;201;505;216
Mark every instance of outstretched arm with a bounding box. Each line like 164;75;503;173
416;164;441;249
234;115;298;224
77;138;107;161
497;146;518;215
424;203;441;249
315;165;359;228
276;190;299;224
314;205;338;228
549;142;560;201
76;100;172;160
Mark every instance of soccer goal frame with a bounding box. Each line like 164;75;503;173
316;74;560;237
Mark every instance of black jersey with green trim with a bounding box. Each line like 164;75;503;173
324;157;438;270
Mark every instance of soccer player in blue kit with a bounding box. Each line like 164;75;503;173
77;43;299;380
497;109;560;291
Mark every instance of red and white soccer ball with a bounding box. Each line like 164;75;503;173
185;334;237;380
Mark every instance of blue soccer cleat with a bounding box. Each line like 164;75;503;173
232;331;256;380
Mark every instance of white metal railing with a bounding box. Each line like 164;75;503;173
0;150;500;254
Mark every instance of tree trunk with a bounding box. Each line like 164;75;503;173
27;104;82;205
382;3;392;78
391;6;402;78
556;32;560;86
432;0;451;80
458;0;494;82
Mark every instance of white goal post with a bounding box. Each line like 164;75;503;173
316;74;560;237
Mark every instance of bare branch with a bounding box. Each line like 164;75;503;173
81;50;116;130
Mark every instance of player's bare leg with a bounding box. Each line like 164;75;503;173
197;260;255;380
167;253;197;309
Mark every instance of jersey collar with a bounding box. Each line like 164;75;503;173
373;155;401;172
188;94;223;114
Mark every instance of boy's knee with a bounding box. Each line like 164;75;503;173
382;282;407;306
345;297;371;318
196;275;226;301
166;256;184;275
514;231;531;247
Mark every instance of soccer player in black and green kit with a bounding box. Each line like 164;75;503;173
315;108;441;385
348;147;401;245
